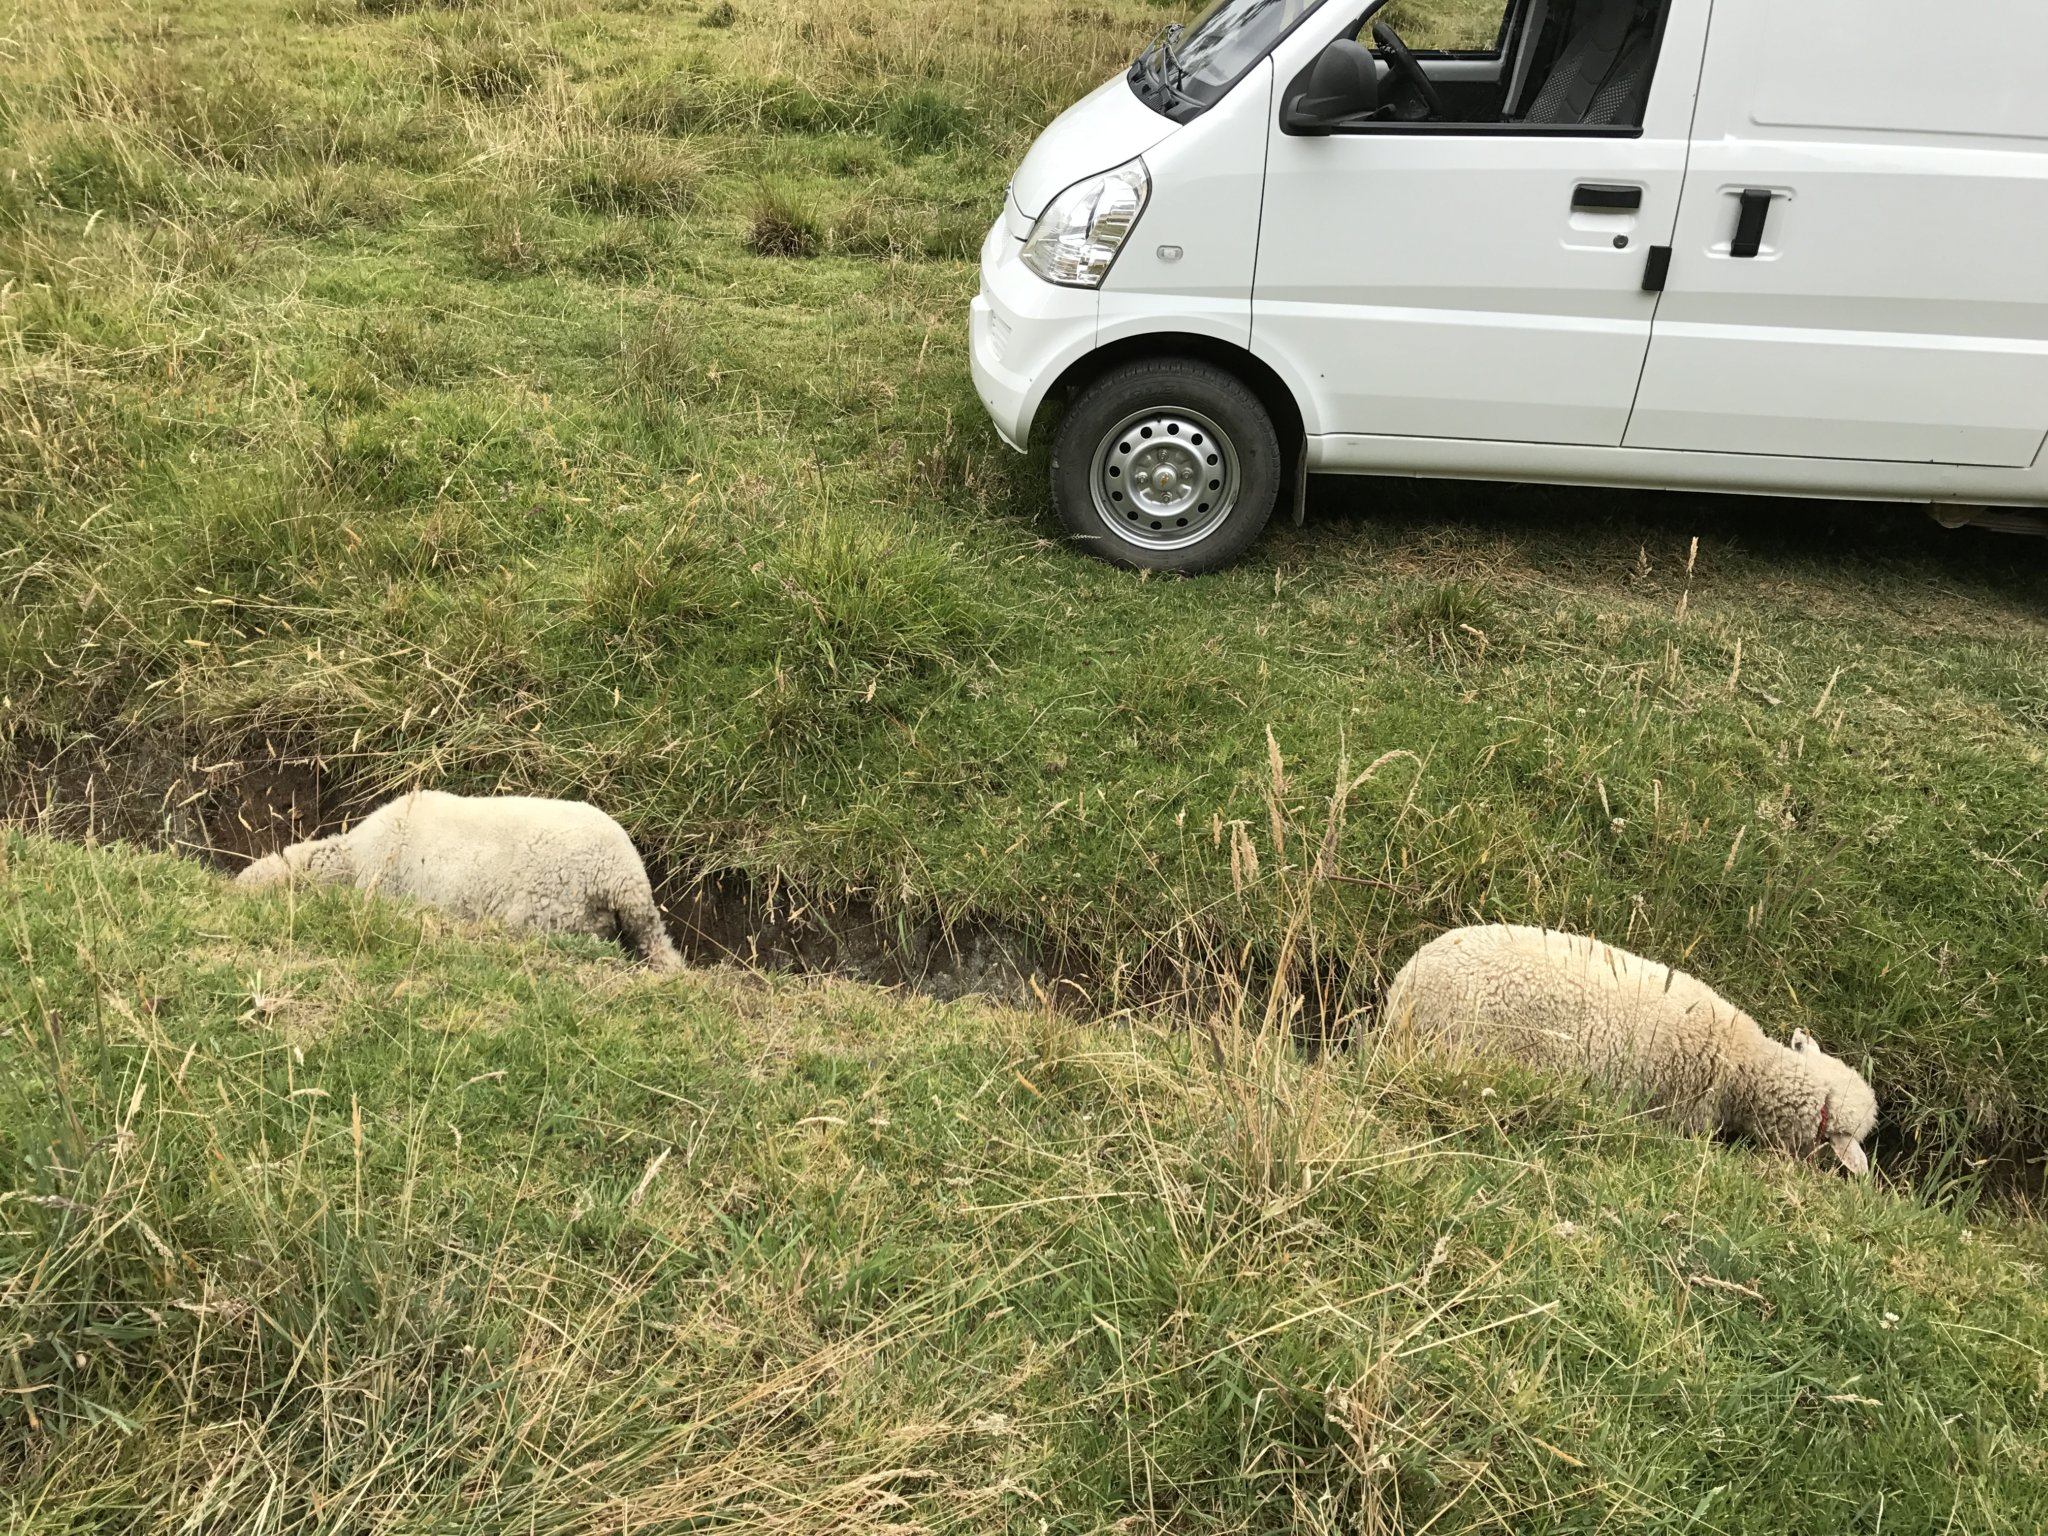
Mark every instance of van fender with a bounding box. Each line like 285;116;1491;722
1242;332;1332;441
1037;323;1310;458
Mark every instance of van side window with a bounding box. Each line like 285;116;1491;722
1345;0;1674;133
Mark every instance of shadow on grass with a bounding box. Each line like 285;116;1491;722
1295;474;2048;608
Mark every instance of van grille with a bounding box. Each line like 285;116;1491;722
988;311;1012;363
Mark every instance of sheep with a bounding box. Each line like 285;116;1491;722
1382;924;1877;1173
236;790;683;972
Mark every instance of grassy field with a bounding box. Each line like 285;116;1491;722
3;4;2048;1523
2;0;2047;1169
5;832;2048;1532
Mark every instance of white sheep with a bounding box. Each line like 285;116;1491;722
1382;924;1877;1172
236;790;683;972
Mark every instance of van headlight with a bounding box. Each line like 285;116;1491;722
1020;159;1150;288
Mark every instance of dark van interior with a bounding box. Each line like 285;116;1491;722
1361;0;1673;130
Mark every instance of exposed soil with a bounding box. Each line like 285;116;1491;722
5;736;326;865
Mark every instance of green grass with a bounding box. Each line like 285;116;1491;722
4;832;2047;1531
1;0;2046;1198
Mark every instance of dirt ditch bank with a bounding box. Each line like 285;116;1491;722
0;732;1363;1029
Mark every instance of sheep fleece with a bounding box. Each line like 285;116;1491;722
236;791;682;971
1383;924;1877;1171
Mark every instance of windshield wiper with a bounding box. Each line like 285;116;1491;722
1133;23;1198;106
1161;21;1188;88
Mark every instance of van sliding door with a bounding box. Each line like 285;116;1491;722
1623;0;2048;467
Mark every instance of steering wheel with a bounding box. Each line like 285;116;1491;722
1372;20;1446;119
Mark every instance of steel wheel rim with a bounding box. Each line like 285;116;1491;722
1088;405;1241;551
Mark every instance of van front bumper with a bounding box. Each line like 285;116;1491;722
970;217;1098;452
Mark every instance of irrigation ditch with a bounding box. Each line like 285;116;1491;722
4;729;2040;1205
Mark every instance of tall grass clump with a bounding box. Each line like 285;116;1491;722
746;181;819;256
348;309;478;386
465;193;548;274
879;86;977;153
0;371;129;514
52;58;297;172
421;17;551;100
614;299;716;410
581;530;735;649
596;67;722;135
1394;577;1506;661
762;518;985;691
555;132;700;217
259;163;405;234
22;128;179;214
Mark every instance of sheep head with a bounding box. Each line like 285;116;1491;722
235;853;283;888
1791;1028;1879;1175
236;836;355;889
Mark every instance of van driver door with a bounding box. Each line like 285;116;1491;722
1253;0;1712;447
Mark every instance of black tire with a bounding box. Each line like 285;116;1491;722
1050;356;1282;574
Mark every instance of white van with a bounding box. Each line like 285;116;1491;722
969;0;2048;571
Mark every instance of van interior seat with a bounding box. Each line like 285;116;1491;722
1518;0;1660;126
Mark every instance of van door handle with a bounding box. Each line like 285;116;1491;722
1573;183;1642;212
1641;245;1672;293
1730;189;1774;258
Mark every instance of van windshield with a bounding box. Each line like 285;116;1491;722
1129;0;1329;121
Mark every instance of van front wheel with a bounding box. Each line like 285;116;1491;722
1051;358;1280;573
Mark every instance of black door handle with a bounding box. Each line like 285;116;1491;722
1731;189;1774;258
1573;183;1642;212
1641;244;1672;293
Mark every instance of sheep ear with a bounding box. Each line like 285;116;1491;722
1829;1132;1869;1175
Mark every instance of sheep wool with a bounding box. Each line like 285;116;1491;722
237;790;683;972
1383;924;1877;1173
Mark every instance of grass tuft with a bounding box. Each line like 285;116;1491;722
25;128;179;214
762;517;987;699
466;195;546;275
556;131;700;216
880;86;977;153
746;181;820;257
350;310;478;387
259;162;404;233
614;299;714;410
825;180;987;261
54;59;298;171
422;17;550;100
581;524;733;645
1394;578;1505;658
567;219;662;278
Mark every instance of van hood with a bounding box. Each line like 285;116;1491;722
1008;72;1180;223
